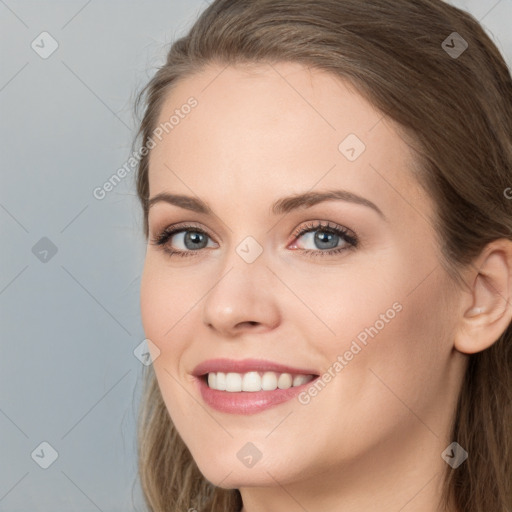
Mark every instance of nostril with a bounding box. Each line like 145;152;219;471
237;321;259;328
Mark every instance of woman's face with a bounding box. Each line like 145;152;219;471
140;62;465;494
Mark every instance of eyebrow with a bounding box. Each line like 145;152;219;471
147;189;386;219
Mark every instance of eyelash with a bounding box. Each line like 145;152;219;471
150;221;358;259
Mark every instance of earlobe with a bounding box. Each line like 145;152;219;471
454;240;512;355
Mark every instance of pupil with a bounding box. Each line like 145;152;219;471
185;232;206;249
315;231;338;249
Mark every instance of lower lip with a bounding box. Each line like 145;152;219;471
195;375;318;415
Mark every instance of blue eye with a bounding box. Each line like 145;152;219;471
290;221;358;257
151;221;358;258
151;224;216;257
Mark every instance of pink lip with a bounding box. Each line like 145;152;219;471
191;358;319;415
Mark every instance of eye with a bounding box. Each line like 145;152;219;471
289;221;358;257
150;223;217;258
150;220;358;258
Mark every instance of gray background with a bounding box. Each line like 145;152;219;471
0;1;511;511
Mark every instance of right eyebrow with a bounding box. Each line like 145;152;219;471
147;193;212;214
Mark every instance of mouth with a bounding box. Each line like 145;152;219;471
192;358;320;414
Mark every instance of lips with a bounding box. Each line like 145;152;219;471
191;358;320;414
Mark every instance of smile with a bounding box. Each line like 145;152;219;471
192;358;320;415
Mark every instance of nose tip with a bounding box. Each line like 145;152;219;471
201;263;281;336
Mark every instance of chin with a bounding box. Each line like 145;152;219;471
192;449;303;488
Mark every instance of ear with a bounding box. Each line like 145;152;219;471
454;239;512;355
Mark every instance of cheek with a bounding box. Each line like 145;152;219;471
288;275;451;469
140;257;198;354
140;263;166;345
306;250;452;409
140;261;203;425
346;272;451;419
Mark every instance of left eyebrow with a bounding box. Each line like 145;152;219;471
271;189;386;220
147;189;386;220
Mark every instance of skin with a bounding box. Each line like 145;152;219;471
140;61;512;512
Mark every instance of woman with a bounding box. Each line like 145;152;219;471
133;0;512;510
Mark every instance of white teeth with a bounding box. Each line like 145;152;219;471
261;371;278;391
225;372;242;392
206;371;315;392
242;371;261;392
292;374;309;386
277;373;292;389
216;372;226;391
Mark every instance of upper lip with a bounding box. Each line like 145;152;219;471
192;358;319;377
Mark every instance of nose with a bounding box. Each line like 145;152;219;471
201;258;281;337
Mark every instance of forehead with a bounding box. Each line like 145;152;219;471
147;62;431;221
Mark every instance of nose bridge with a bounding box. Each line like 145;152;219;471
201;239;281;334
216;230;268;283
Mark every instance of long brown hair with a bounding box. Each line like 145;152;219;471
132;1;512;510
